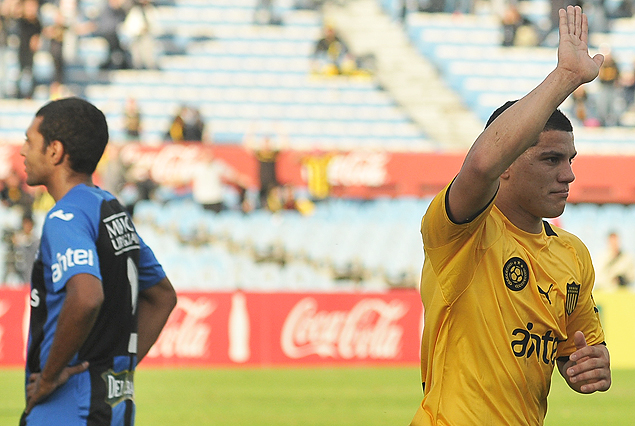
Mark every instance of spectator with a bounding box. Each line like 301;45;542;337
95;0;130;70
166;105;185;141
166;105;205;142
253;0;281;25
607;0;634;19
282;184;297;210
248;135;280;209
121;0;160;70
1;170;34;211
311;25;356;76
265;184;283;213
123;97;142;140
500;4;537;47
42;3;67;98
119;170;156;215
12;212;39;283
581;0;609;34
182;106;205;141
419;0;446;13
191;151;241;213
570;85;598;126
300;151;333;202
31;186;54;213
15;0;41;99
541;0;582;46
621;58;635;110
595;231;635;291
596;44;621;126
0;0;13;98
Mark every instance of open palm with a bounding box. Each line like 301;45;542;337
557;6;604;85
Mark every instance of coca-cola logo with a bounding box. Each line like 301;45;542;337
327;151;389;187
280;297;407;360
119;145;214;185
148;297;215;359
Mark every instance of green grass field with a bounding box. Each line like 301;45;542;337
1;366;633;425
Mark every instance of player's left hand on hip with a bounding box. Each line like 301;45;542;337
25;361;89;414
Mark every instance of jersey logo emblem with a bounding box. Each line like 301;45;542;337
101;369;134;407
538;284;553;304
566;282;580;315
48;209;74;221
503;257;529;291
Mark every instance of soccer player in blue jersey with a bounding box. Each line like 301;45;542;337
19;97;177;426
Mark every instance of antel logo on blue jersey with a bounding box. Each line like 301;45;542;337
51;248;95;283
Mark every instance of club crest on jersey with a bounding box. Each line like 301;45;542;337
503;257;529;291
566;282;581;315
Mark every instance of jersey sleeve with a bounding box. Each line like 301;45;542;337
422;183;497;303
137;234;167;291
42;207;102;293
557;238;605;358
422;182;497;248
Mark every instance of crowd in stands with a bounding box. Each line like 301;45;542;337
560;43;635;127
500;1;635;127
3;0;635;290
0;0;161;99
0;168;50;286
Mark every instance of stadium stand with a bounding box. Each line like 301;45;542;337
3;0;635;292
127;196;429;291
384;0;635;152
0;0;430;151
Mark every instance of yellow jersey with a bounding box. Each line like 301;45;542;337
410;184;605;426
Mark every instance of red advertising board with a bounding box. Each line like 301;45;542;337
0;288;28;366
4;141;635;203
0;288;423;368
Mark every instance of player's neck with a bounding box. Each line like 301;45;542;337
48;173;94;202
495;199;543;234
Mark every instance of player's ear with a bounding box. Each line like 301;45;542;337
48;139;66;166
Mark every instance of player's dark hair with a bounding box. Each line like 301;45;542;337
485;100;573;132
36;97;109;175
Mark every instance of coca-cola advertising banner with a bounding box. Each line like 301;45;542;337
4;141;635;202
0;288;423;367
107;143;635;203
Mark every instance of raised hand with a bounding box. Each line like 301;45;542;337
557;5;605;86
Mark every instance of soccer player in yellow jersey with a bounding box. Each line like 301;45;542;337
410;6;611;426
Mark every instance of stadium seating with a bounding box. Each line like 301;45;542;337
3;198;635;290
3;0;635;292
129;196;429;291
0;0;429;151
388;0;635;151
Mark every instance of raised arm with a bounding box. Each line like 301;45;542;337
447;6;604;223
